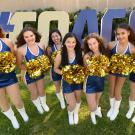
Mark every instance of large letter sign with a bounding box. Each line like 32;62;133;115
10;12;36;42
72;10;98;42
129;10;135;32
38;11;69;44
0;12;14;32
0;9;135;45
100;9;126;42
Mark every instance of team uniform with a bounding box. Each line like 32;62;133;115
110;41;131;77
24;43;45;85
50;44;62;81
129;73;135;83
0;39;18;88
84;54;105;93
85;75;105;93
62;57;83;94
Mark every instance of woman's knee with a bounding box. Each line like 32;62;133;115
13;100;23;108
88;101;97;112
38;89;45;96
68;102;76;111
29;89;39;99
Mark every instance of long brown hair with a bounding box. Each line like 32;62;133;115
16;26;41;48
48;29;62;47
83;33;107;55
0;27;5;38
116;23;135;45
61;32;83;66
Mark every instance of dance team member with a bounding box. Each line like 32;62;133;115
46;29;65;109
83;33;108;124
107;23;135;121
0;27;29;129
54;32;83;125
16;26;49;114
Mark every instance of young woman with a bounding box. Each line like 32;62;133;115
107;23;135;121
46;29;65;109
16;26;49;114
0;27;29;129
54;32;83;125
83;33;108;124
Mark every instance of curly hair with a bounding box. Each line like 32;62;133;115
83;33;108;56
16;26;41;48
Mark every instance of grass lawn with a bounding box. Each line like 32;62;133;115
0;75;135;135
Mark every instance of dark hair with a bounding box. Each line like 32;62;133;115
84;33;107;55
0;26;5;38
16;26;41;48
116;23;135;45
48;29;62;47
61;32;83;67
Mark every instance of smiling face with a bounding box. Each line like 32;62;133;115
65;37;76;51
87;37;99;53
116;28;130;44
23;31;36;45
51;32;61;45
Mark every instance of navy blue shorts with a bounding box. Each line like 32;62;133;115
62;79;83;94
24;72;44;85
129;73;135;83
0;71;18;88
85;75;104;94
51;67;62;81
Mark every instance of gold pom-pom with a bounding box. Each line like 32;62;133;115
62;65;73;84
36;55;51;74
109;54;132;75
26;59;42;79
62;64;85;84
51;50;61;63
26;55;50;79
85;55;110;77
0;52;16;73
131;54;135;73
